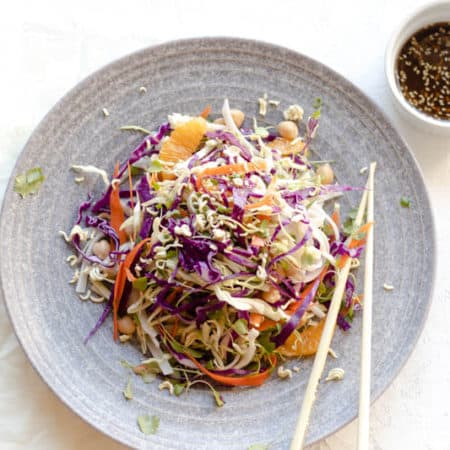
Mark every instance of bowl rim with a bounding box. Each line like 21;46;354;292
385;0;450;128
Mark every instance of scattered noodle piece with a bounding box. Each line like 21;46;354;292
325;367;345;382
277;366;293;379
258;93;268;116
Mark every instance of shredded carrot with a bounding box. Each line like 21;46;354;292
331;208;340;227
195;161;267;190
165;288;180;305
186;353;277;387
112;238;151;341
170;317;179;337
127;161;134;210
110;162;127;245
125;267;137;283
113;264;126;341
257;318;278;332
199;105;211;118
244;194;273;210
337;222;373;269
249;312;264;328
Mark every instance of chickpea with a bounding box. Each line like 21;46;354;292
316;163;334;185
118;315;136;335
230;109;245;128
214;109;245;128
277;121;298;141
92;239;111;260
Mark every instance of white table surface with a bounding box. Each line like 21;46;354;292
1;1;449;449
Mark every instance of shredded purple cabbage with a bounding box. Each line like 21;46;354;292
272;274;322;347
72;234;115;267
76;195;92;225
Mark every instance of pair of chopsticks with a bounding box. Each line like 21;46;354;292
290;162;376;450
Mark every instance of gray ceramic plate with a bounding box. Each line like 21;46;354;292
0;38;435;449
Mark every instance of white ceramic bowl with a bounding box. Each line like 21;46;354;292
385;1;450;134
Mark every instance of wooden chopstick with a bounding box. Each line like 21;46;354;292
290;174;371;450
357;162;376;449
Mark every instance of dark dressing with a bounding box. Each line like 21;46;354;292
396;22;450;120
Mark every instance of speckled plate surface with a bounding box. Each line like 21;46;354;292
0;38;435;449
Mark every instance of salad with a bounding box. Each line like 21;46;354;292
63;99;368;398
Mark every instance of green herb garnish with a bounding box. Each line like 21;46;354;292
14;167;45;198
248;444;269;450
400;196;411;208
148;159;164;173
173;383;185;396
232;319;248;335
137;414;159;435
123;378;133;400
313;97;323;109
133;277;148;291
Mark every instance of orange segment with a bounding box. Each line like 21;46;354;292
159;141;193;163
160;117;207;163
277;319;325;357
268;137;306;156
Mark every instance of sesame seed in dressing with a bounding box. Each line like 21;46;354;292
396;22;450;120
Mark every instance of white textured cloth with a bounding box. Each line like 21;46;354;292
1;1;449;449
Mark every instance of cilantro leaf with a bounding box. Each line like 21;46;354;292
400;196;411;208
137;414;159;435
258;331;276;354
148;159;164;173
173;383;185;396
123;378;133;400
232;319;248;335
14;167;45;198
133;276;148;291
313;97;323;109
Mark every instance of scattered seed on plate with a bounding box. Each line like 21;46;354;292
383;283;395;291
328;348;338;359
360;166;368;174
139;86;147;94
102;107;110;117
